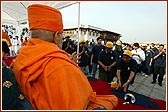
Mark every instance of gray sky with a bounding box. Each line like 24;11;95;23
60;1;167;44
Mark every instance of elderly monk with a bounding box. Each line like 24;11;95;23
13;4;118;110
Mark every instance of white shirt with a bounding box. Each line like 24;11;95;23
131;48;145;64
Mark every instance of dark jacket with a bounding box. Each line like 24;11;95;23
2;61;34;110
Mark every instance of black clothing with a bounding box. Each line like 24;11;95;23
145;51;153;66
117;59;138;86
78;46;89;67
153;52;166;67
153;66;165;84
98;50;117;82
114;49;124;62
91;45;106;64
62;40;75;54
2;61;34;110
152;51;166;84
98;50;117;72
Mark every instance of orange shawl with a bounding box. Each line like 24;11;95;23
2;31;12;47
13;38;118;110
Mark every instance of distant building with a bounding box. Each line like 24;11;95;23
63;24;121;43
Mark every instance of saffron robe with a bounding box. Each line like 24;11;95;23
13;38;118;110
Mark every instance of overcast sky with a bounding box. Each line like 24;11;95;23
60;1;167;44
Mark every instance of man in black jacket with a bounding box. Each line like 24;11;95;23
2;40;34;110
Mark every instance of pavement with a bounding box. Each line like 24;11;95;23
94;71;166;101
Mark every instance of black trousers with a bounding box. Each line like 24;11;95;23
153;66;165;84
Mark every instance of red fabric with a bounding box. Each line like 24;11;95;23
89;79;166;110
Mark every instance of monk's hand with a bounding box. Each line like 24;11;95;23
69;52;81;64
116;81;121;90
122;82;129;92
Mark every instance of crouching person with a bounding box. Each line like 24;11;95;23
116;50;138;92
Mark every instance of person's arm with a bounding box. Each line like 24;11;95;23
108;62;117;71
153;51;163;60
125;71;135;84
78;47;85;56
116;70;121;84
109;62;117;68
98;61;107;71
84;47;89;57
90;46;95;65
136;50;145;61
98;61;105;68
90;54;93;65
116;70;121;90
64;42;70;51
85;51;89;57
122;71;135;92
149;58;153;66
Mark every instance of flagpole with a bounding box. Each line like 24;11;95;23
77;2;80;55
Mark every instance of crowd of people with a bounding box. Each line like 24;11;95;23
62;35;166;87
2;25;30;56
2;4;166;110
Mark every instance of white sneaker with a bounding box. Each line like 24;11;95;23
145;75;149;77
142;73;146;76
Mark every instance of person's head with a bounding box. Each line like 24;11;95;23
158;44;164;52
65;36;70;41
133;43;139;50
97;37;102;45
151;43;155;47
89;42;92;46
115;40;122;50
16;36;19;39
28;4;63;49
9;35;12;39
80;39;86;47
146;46;151;51
126;44;131;50
106;41;113;52
2;41;10;59
122;50;132;63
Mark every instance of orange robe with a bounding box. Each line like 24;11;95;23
13;38;118;110
2;31;12;47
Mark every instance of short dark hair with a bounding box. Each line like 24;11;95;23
65;36;70;38
159;44;164;47
133;43;139;48
97;37;102;41
2;41;9;54
80;42;85;44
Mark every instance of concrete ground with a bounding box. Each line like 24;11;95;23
94;71;166;101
